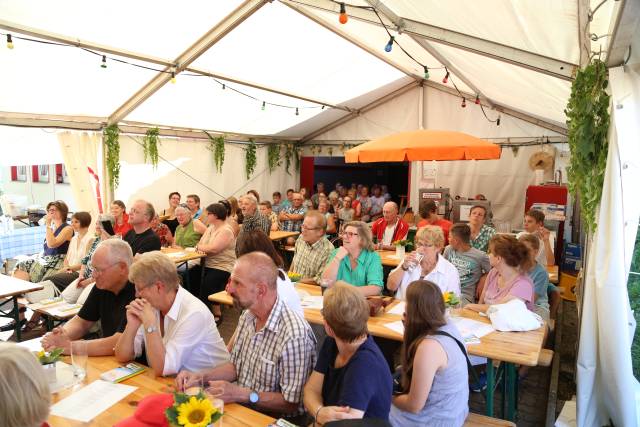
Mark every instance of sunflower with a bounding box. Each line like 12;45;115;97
176;396;215;427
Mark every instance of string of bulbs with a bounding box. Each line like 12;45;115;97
2;32;323;115
331;0;501;126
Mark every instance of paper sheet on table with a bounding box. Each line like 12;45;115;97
387;301;406;315
300;296;323;310
16;337;43;351
50;379;137;422
384;320;404;335
451;317;495;344
47;303;82;317
165;252;185;258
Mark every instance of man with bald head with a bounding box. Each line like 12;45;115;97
371;201;409;251
176;252;316;424
125;199;161;255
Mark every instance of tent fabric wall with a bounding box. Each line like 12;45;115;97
114;135;298;212
576;65;640;427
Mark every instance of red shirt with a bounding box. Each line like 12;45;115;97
114;212;132;237
417;218;453;245
371;218;409;244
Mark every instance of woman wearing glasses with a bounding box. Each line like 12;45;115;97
387;226;460;301
321;221;383;297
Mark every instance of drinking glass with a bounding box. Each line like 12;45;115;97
405;252;424;271
184;374;204;396
205;387;225;427
70;340;88;380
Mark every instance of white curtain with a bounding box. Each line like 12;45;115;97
576;65;640;427
57;131;102;219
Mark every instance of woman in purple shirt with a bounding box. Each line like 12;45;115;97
466;234;535;313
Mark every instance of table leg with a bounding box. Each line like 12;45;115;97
486;358;494;417
45;315;54;332
505;362;517;421
181;262;190;291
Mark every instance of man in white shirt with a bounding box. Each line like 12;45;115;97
114;251;229;376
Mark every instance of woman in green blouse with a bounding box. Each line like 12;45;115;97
321;221;383;296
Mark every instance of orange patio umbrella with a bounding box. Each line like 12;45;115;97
344;129;501;163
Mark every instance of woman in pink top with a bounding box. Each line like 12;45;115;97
467;234;535;313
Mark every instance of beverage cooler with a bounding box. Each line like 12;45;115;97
525;184;568;266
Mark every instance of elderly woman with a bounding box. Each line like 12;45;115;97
304;285;392;425
14;200;73;284
390;281;469;426
196;203;236;323
466;234;535;313
161;191;181;234
111;200;132;237
173;205;204;248
387;226;460;301
115;251;229;376
0;343;51;427
321;221;383;296
468;205;496;253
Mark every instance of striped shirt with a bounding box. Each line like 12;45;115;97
230;297;317;416
290;236;335;282
281;206;307;232
240;212;272;236
470;225;496;253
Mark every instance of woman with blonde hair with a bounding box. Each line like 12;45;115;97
0;342;51;427
321;221;383;296
387;225;460;301
304;284;392;425
390;280;469;426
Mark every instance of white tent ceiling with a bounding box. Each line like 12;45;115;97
0;0;623;140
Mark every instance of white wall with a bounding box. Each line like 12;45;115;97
0;164;76;213
115;134;298;212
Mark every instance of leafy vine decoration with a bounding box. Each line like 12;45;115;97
244;139;257;180
564;58;610;232
284;144;293;176
103;124;120;191
143;127;160;169
267;143;282;173
204;131;225;173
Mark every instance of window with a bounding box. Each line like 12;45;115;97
55;164;69;184
31;165;50;183
10;166;27;182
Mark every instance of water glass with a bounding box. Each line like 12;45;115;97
405;253;424;271
70;340;88;380
205;387;225;427
184;374;204;396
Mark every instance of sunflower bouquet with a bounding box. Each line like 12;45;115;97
443;291;461;308
287;271;302;282
166;391;221;427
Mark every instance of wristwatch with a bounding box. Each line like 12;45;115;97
249;390;260;405
145;325;157;334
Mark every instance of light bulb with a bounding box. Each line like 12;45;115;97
496;116;501;126
442;71;449;84
101;55;107;69
475;95;480;105
339;3;348;24
222;84;226;90
6;34;14;49
384;36;394;53
461;98;466;108
261;101;266;111
171;72;176;84
423;66;429;80
295;108;299;116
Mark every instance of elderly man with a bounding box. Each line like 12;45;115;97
238;194;271;237
290;211;334;284
125;200;161;255
176;252;316;424
279;192;307;246
443;223;491;305
371;202;409;251
114;251;229;376
516;209;555;266
173;205;204;248
42;239;136;355
259;201;280;232
417;200;453;245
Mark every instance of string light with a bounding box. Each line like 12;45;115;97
423;66;430;80
222;83;226;90
100;55;107;68
497;116;501;126
384;36;394;53
442;70;450;84
6;34;14;49
475;95;480;105
171;71;176;84
339;3;348;24
261;101;266;111
461;98;466;108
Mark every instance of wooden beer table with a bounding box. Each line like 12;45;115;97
269;230;299;242
161;247;206;290
0;274;43;341
49;356;276;426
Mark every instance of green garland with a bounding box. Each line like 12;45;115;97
244;139;257;180
564;59;610;232
143;127;160;169
103;124;120;191
284;144;293;176
204;131;225;173
267;143;281;173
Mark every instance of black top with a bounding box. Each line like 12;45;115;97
78;281;136;337
124;228;161;255
162;217;179;235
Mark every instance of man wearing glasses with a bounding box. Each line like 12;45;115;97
290;211;334;284
41;239;136;356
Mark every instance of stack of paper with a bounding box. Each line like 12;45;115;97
50;380;137;422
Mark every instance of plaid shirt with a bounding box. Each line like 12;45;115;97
280;206;307;232
241;212;272;236
470;225;496;253
290;236;334;282
230;297;317;416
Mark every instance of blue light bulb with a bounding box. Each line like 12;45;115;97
385;36;394;53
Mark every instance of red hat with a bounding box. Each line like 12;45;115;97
114;393;174;427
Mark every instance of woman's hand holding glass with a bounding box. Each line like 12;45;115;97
402;252;424;271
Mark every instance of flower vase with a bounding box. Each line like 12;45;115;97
395;245;405;259
42;362;57;383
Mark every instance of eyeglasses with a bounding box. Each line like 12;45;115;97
302;224;321;231
92;262;119;275
341;231;359;238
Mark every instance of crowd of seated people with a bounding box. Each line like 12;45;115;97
3;185;562;426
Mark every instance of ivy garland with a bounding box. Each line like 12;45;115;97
267;143;281;173
284;144;293;176
295;147;302;172
564;59;610;232
204;131;225;173
103;124;120;191
143;127;160;169
244;139;257;180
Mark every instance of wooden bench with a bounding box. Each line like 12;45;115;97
464;413;516;426
537;348;554;367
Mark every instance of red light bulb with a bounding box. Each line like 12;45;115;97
339;3;348;24
461;98;466;108
442;71;449;84
475;96;480;105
